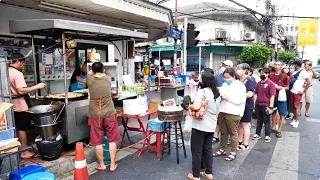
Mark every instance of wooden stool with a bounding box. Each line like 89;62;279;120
147;130;169;158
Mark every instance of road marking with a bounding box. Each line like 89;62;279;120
318;135;320;144
265;132;299;180
306;118;320;123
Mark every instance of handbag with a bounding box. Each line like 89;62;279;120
188;90;208;120
278;88;287;102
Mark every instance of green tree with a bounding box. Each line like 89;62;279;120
278;51;295;63
238;45;274;65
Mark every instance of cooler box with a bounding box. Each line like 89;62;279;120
21;172;55;180
123;99;146;115
9;165;45;180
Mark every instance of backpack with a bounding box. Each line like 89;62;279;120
289;70;302;89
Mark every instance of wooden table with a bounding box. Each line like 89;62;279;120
118;109;158;157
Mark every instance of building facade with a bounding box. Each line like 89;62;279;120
151;2;264;72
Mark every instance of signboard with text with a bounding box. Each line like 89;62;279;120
298;19;318;46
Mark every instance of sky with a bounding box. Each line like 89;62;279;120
162;0;320;18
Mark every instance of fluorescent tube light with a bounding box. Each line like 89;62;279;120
38;5;89;16
39;1;89;15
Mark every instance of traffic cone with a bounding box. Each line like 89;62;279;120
74;142;89;180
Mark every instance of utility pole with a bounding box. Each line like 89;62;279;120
183;18;188;75
173;0;178;69
265;0;271;47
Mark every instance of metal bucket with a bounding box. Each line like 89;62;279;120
35;123;60;140
28;104;64;139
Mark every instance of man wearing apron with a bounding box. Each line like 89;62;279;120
70;61;89;92
8;53;46;159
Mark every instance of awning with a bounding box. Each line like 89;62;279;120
1;0;173;40
9;19;148;40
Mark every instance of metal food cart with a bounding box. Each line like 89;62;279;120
9;19;147;144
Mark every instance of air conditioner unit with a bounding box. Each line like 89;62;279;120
244;32;256;41
215;29;227;40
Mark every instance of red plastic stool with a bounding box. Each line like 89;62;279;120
147;130;170;158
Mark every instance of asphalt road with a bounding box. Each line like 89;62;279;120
91;79;320;180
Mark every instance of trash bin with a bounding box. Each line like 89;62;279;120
36;137;63;161
96;136;111;165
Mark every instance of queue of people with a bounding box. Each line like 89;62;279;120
187;59;317;180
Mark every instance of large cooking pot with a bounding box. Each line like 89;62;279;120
28;104;64;139
158;109;184;122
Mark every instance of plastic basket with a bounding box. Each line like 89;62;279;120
148;118;170;132
0;126;15;140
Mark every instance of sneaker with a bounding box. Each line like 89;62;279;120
290;120;295;126
265;136;271;143
292;121;299;128
252;134;261;140
276;131;282;138
285;114;292;120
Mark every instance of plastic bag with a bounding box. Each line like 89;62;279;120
278;89;287;102
36;137;63;161
183;116;193;133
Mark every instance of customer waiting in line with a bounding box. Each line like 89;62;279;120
252;68;276;143
187;71;220;180
289;60;311;128
213;68;246;161
213;60;234;143
269;61;289;138
299;61;318;117
87;62;120;172
236;63;255;150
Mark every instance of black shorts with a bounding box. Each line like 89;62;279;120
14;111;32;131
241;109;253;123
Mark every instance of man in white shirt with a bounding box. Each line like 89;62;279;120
290;60;311;128
299;61;318;117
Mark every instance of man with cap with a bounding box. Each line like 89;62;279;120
216;60;234;88
8;53;46;159
289;60;311;128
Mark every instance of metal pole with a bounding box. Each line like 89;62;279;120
62;32;68;104
183;18;188;75
173;0;178;70
31;35;38;98
122;38;126;75
199;47;201;74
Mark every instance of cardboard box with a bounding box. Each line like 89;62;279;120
0;102;13;132
149;100;162;110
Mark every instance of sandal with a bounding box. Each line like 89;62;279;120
110;164;118;172
20;152;40;159
187;173;200;180
212;137;219;143
95;165;107;171
237;144;249;151
200;172;214;180
213;149;226;157
226;154;236;161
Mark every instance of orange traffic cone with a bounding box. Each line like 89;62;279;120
74;143;89;180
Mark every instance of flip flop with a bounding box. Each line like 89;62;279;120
95;165;107;171
200;172;214;180
110;164;118;172
187;173;200;180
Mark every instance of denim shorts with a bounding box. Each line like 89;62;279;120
273;100;288;116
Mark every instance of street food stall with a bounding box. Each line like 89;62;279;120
9;19;148;144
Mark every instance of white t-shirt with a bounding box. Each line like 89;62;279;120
291;69;310;94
